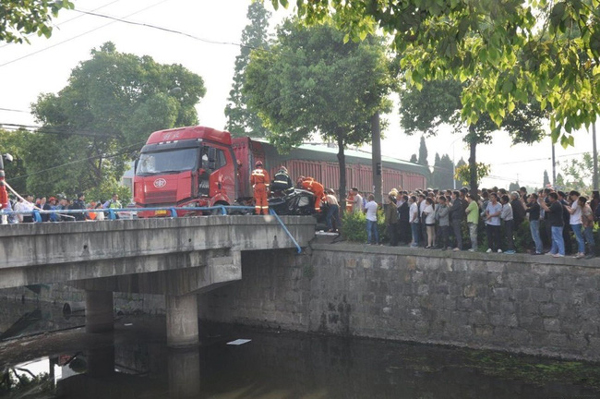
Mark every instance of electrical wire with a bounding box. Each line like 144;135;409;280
0;0;124;49
1;123;118;138
0;108;29;114
5;140;145;183
0;0;171;68
71;7;246;48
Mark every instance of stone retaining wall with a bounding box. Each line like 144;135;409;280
199;244;600;361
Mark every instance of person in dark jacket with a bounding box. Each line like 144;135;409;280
384;194;399;246
510;191;526;228
525;193;543;254
396;194;410;245
448;190;464;251
271;165;293;195
69;193;87;221
558;191;573;255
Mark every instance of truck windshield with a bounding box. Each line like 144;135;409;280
136;148;198;175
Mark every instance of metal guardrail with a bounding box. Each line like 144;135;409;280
1;205;304;253
269;209;302;254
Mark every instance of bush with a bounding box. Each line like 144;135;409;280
341;210;387;243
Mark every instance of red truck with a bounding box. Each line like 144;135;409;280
133;126;262;217
133;125;428;217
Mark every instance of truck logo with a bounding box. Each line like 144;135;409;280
153;178;167;188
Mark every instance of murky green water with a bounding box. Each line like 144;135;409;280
1;300;600;398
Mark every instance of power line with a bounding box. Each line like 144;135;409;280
6;140;145;183
1;123;118;138
0;0;124;49
71;8;245;48
0;0;171;68
494;152;588;165
0;108;29;114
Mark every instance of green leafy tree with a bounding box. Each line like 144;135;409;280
29;42;206;197
225;1;271;137
455;162;490;187
509;182;521;192
0;129;30;194
431;153;454;189
556;173;565;190
244;18;392;204
543;170;550;187
557;153;596;193
271;0;600;148
0;0;73;44
431;153;441;188
454;157;467;189
417;135;428;166
400;79;545;199
410;154;417;163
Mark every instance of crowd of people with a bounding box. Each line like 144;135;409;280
352;185;599;259
2;193;125;223
5;160;599;261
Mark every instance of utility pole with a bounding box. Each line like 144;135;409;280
371;112;382;203
593;122;598;191
551;143;556;187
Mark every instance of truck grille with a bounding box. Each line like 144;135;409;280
144;190;178;204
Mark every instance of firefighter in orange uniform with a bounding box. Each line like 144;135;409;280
251;161;270;215
297;176;325;213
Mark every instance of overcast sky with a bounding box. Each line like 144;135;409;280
0;0;593;190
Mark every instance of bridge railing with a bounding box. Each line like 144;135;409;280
1;206;305;253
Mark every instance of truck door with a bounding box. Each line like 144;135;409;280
201;144;235;204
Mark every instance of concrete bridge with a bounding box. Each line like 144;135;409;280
0;215;315;347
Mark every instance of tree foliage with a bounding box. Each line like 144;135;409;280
455;162;490;187
27;42;206;197
543;169;551;187
0;0;73;44
272;0;600;147
557;153;596;193
454;157;467;189
399;78;546;198
0;129;30;194
431;153;455;189
225;1;271;137
417;135;428;166
244;18;392;201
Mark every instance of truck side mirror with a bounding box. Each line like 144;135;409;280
134;159;139;175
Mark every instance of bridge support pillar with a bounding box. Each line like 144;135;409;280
85;290;114;333
166;293;198;347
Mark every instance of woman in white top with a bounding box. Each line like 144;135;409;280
423;197;436;248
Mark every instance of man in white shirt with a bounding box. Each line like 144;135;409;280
20;195;35;223
351;187;364;214
409;195;420;247
364;194;379;245
566;190;585;258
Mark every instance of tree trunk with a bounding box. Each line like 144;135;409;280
467;125;478;200
371;112;382;203
337;133;347;212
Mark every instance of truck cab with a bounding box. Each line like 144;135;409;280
134;126;237;217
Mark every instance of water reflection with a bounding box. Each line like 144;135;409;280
2;306;600;398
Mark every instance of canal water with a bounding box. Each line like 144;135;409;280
1;300;600;398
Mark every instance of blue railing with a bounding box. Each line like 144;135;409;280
1;205;304;253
